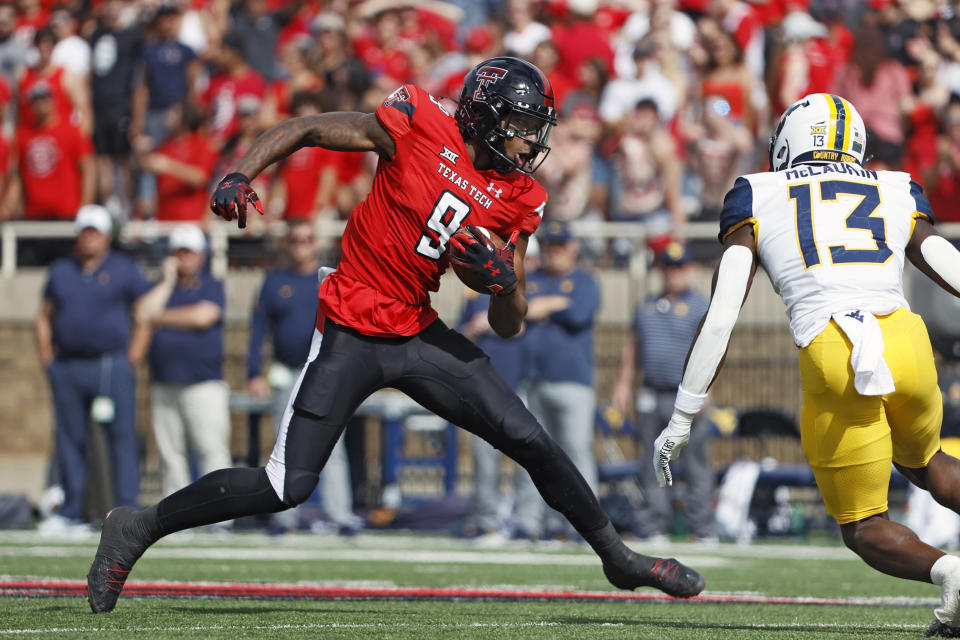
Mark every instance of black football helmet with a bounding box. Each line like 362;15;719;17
456;56;557;175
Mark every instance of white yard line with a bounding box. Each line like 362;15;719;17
0;530;862;561
0;622;562;635
0;545;731;567
0;621;928;635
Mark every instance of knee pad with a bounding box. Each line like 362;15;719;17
283;467;320;507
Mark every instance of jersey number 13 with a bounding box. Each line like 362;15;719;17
789;180;892;269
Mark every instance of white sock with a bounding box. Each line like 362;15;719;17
931;555;960;624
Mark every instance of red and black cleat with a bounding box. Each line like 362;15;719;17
603;554;705;599
86;507;150;613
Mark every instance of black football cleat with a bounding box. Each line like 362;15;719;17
603;554;705;599
87;507;150;613
927;620;960;637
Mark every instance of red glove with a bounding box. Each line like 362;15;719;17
209;172;263;229
449;225;520;296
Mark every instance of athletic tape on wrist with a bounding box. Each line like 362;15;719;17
675;385;707;416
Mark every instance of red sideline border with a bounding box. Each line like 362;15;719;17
0;580;935;606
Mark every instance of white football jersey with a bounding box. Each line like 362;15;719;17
718;162;934;347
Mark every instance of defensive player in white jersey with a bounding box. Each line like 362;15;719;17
652;93;960;637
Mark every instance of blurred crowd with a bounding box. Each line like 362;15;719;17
0;0;958;266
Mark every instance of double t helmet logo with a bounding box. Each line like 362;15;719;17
473;66;508;100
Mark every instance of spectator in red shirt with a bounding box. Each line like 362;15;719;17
202;31;266;147
331;150;373;220
139;101;219;224
709;0;764;80
3;80;93;221
548;0;615;81
267;91;340;225
13;0;47;46
775;11;833;114
353;6;414;90
18;26;91;133
698;21;763;135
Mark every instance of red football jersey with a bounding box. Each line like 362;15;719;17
319;84;548;337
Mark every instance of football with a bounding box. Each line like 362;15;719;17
449;226;505;294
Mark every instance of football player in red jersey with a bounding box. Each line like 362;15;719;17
86;57;705;614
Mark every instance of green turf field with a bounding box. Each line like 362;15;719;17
0;530;946;639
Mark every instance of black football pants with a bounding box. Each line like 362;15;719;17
155;319;609;538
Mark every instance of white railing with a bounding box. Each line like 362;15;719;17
2;217;672;278
0;220;351;278
4;218;959;279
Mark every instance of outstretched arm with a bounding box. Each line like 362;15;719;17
679;225;758;395
233;112;396;181
211;112;395;227
653;224;758;487
906;218;960;298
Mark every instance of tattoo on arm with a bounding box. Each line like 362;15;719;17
234;112;395;179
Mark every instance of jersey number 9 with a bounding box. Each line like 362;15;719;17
416;190;471;260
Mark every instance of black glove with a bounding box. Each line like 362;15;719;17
209;172;263;229
449;225;520;296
